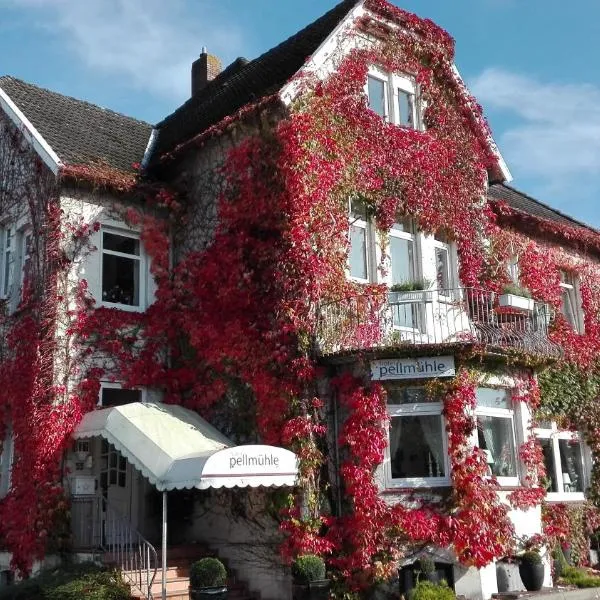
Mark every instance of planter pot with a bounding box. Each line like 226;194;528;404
292;579;331;600
498;293;534;312
189;586;228;600
388;290;430;305
518;562;544;592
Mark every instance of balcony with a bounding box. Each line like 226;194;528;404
316;287;561;358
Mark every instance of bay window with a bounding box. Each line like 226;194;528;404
474;387;519;483
101;228;144;309
386;386;449;487
559;271;583;333
536;422;586;498
367;69;418;129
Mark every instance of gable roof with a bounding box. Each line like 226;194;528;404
152;0;360;160
488;183;595;232
0;76;151;174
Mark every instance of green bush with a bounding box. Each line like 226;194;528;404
561;566;600;588
409;580;456;600
291;555;326;583
417;556;435;575
189;557;227;589
0;563;130;600
520;551;542;566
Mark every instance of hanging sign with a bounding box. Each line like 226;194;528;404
371;355;455;380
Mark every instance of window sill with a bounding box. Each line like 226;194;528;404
545;492;586;503
386;477;450;489
100;301;146;313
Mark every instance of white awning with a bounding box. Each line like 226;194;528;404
73;402;298;491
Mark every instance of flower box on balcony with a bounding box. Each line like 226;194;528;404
388;290;433;305
498;293;534;312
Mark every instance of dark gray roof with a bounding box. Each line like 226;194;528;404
0;76;151;173
152;0;360;160
488;183;595;232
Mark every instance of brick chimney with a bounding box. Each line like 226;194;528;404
191;47;222;96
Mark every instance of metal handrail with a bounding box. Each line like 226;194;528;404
316;286;562;357
71;495;158;600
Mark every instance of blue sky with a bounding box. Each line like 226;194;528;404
1;0;599;226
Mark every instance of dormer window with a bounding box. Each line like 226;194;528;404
367;69;418;129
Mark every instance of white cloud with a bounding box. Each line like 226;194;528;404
471;68;600;223
2;0;244;101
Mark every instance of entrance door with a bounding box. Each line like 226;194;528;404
99;439;137;545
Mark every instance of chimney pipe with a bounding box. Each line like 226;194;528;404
191;48;222;96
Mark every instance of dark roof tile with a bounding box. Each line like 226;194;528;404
0;76;151;173
488;183;595;232
152;0;359;159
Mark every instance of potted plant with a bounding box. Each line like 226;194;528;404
409;579;456;600
498;283;534;312
389;279;432;303
291;555;330;600
189;557;228;599
518;550;545;591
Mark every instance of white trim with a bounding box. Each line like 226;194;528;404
141;128;158;169
0;86;62;175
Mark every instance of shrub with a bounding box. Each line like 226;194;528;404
189;557;227;589
291;555;326;583
561;566;600;588
390;279;431;292
409;580;456;600
520;551;542;566
502;283;532;298
0;563;130;600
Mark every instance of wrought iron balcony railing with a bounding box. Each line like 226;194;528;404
316;287;561;357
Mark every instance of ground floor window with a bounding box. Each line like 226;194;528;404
536;423;586;497
474;387;519;484
386;386;449;487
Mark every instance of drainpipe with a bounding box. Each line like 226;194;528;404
162;491;167;600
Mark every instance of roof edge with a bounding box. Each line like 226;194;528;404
0;84;62;175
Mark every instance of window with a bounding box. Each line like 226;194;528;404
433;232;453;293
99;385;142;407
19;230;32;293
0;428;14;498
100;439;127;489
101;229;143;308
536;422;586;497
0;227;14;299
348;198;371;282
367;70;418;129
474;388;518;484
389;218;420;329
507;256;520;285
386;386;449;487
559;271;583;332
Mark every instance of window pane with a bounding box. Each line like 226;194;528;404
349;225;368;280
477;415;517;477
476;387;510;410
368;76;386;118
102;254;140;305
561;288;578;329
391;218;413;233
103;232;140;256
386;386;430;405
101;388;142;407
540;439;558;492
559;439;584;492
390;237;414;284
398;90;414;127
390;415;445;479
435;247;450;290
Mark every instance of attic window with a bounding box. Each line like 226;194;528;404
367;70;418;129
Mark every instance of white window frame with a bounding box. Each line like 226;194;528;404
0;427;14;499
366;67;419;129
559;271;584;333
18;228;32;294
347;198;373;284
0;225;14;300
385;388;450;488
432;236;456;300
98;382;146;407
473;387;520;487
100;227;146;312
535;422;587;502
